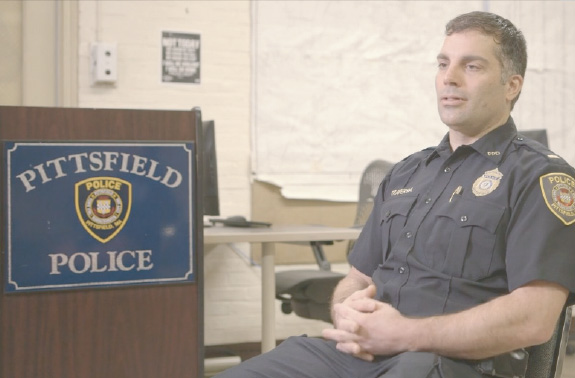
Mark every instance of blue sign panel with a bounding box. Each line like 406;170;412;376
4;142;195;292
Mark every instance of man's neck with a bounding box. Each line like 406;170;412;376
448;116;510;150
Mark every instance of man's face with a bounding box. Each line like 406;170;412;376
435;30;513;137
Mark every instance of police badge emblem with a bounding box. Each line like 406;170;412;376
473;168;503;197
540;172;575;225
75;177;132;243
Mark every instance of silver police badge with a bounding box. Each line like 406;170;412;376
75;176;132;243
472;168;503;197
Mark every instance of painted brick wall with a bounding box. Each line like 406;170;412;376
76;0;265;346
78;0;251;219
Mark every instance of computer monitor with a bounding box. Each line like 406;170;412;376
201;120;220;216
520;129;549;148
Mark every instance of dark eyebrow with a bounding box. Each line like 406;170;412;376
436;53;489;64
461;55;489;64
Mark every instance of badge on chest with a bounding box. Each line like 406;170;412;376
472;168;503;197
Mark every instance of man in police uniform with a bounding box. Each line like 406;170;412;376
216;11;575;378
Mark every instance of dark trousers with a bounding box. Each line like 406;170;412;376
214;336;486;378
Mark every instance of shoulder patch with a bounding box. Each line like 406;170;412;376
540;173;575;225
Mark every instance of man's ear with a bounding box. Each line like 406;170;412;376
506;74;524;102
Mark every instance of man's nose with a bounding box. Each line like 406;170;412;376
442;66;461;86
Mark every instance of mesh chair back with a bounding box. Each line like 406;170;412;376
354;160;394;226
347;160;394;254
525;306;572;378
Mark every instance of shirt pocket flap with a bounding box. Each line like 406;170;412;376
437;197;505;234
380;195;418;223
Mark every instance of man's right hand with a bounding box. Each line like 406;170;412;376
332;284;377;327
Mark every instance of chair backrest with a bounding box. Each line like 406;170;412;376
519;129;549;147
525;305;572;378
347;160;394;254
354;160;395;226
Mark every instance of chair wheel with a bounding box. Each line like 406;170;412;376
281;302;292;315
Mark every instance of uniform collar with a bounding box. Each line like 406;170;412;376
426;117;517;165
467;117;517;164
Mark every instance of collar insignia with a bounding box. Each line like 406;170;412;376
472;168;503;197
540;173;575;225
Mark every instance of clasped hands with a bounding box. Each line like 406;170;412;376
321;284;408;361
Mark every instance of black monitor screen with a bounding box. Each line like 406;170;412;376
201;120;220;216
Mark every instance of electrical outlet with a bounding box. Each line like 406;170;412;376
91;42;117;85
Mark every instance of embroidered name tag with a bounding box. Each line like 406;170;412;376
540;172;575;225
391;187;413;196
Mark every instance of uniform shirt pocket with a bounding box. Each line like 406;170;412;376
434;198;505;280
380;195;418;260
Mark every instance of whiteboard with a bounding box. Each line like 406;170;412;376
251;1;464;201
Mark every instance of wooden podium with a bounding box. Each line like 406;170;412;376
0;106;204;378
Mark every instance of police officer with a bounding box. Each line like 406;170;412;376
216;11;575;378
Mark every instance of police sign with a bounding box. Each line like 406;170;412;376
4;142;196;292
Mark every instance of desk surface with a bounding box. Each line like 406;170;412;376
203;224;362;244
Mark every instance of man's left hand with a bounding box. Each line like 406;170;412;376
322;285;409;361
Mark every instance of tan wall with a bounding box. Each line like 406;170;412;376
0;1;22;105
251;180;356;265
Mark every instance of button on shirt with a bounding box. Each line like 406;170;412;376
349;118;575;317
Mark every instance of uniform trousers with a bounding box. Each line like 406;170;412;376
214;335;486;378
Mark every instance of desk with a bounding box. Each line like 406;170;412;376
204;225;362;353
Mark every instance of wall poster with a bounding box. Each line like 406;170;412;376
161;31;201;84
4;142;196;293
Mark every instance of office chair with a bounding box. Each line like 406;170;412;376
524;305;572;378
474;305;571;378
275;160;394;323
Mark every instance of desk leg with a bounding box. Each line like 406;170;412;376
261;242;276;353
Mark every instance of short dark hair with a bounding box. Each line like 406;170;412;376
445;11;527;109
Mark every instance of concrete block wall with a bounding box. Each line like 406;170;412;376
76;0;261;346
77;0;252;222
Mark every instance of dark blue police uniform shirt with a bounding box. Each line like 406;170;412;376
349;117;575;317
